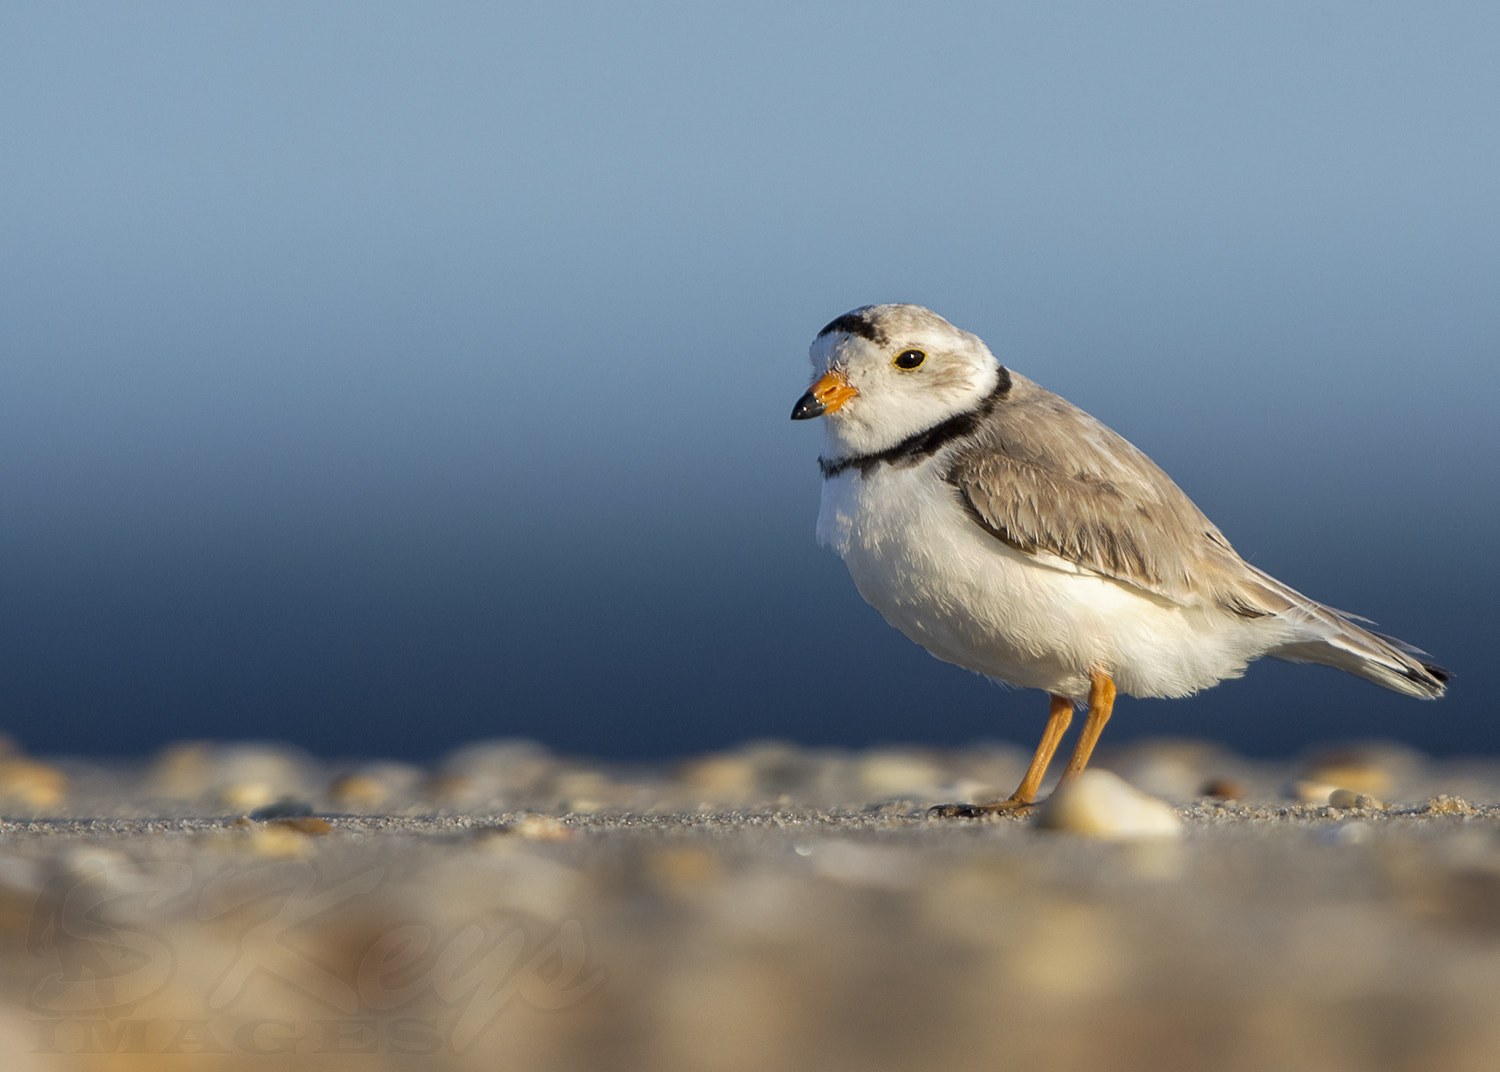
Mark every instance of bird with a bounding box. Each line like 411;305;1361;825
790;303;1448;815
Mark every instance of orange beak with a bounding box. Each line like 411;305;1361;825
790;370;858;420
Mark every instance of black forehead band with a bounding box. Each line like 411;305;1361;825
816;311;887;345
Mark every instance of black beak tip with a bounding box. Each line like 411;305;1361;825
790;392;826;420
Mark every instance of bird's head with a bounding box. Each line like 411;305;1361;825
791;304;1002;458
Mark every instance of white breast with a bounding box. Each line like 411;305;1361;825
816;460;1281;701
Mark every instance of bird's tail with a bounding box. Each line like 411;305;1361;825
1251;565;1449;698
1273;625;1449;698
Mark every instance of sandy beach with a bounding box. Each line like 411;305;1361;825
0;736;1498;1070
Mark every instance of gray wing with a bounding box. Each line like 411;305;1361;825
944;371;1448;697
943;372;1292;618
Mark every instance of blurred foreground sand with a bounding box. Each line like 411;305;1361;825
2;736;1500;1071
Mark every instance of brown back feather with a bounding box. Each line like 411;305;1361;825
943;372;1290;616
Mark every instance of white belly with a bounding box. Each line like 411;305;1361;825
816;461;1273;701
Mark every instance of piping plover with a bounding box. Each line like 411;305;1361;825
791;303;1448;813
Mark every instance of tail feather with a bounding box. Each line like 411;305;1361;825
1271;615;1449;699
1228;559;1448;699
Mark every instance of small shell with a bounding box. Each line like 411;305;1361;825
1037;770;1183;839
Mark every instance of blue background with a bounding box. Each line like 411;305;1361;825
3;2;1496;760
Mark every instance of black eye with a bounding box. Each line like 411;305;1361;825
893;348;927;370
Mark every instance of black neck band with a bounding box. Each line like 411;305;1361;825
819;367;1012;479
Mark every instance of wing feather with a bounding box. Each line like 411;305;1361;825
943;373;1289;616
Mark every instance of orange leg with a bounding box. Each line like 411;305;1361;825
1059;668;1116;782
1003;693;1076;805
930;668;1117;819
929;693;1074;817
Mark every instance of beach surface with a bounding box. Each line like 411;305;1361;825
3;736;1499;1071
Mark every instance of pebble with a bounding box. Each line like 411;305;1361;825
0;759;67;809
1286;780;1341;805
1036;770;1183;839
680;742;835;802
554;769;612;813
218;781;279;812
1199;777;1247;801
1299;744;1417;797
329;762;423;810
146;740;215;798
1327;789;1385;810
149;741;318;806
506;813;575;840
1424;794;1479;816
244;824;316;857
679;754;758;801
231;816;330;855
856;749;945;797
328;773;389;809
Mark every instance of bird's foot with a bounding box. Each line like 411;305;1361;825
928;797;1036;819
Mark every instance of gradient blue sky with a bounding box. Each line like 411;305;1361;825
3;2;1497;760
